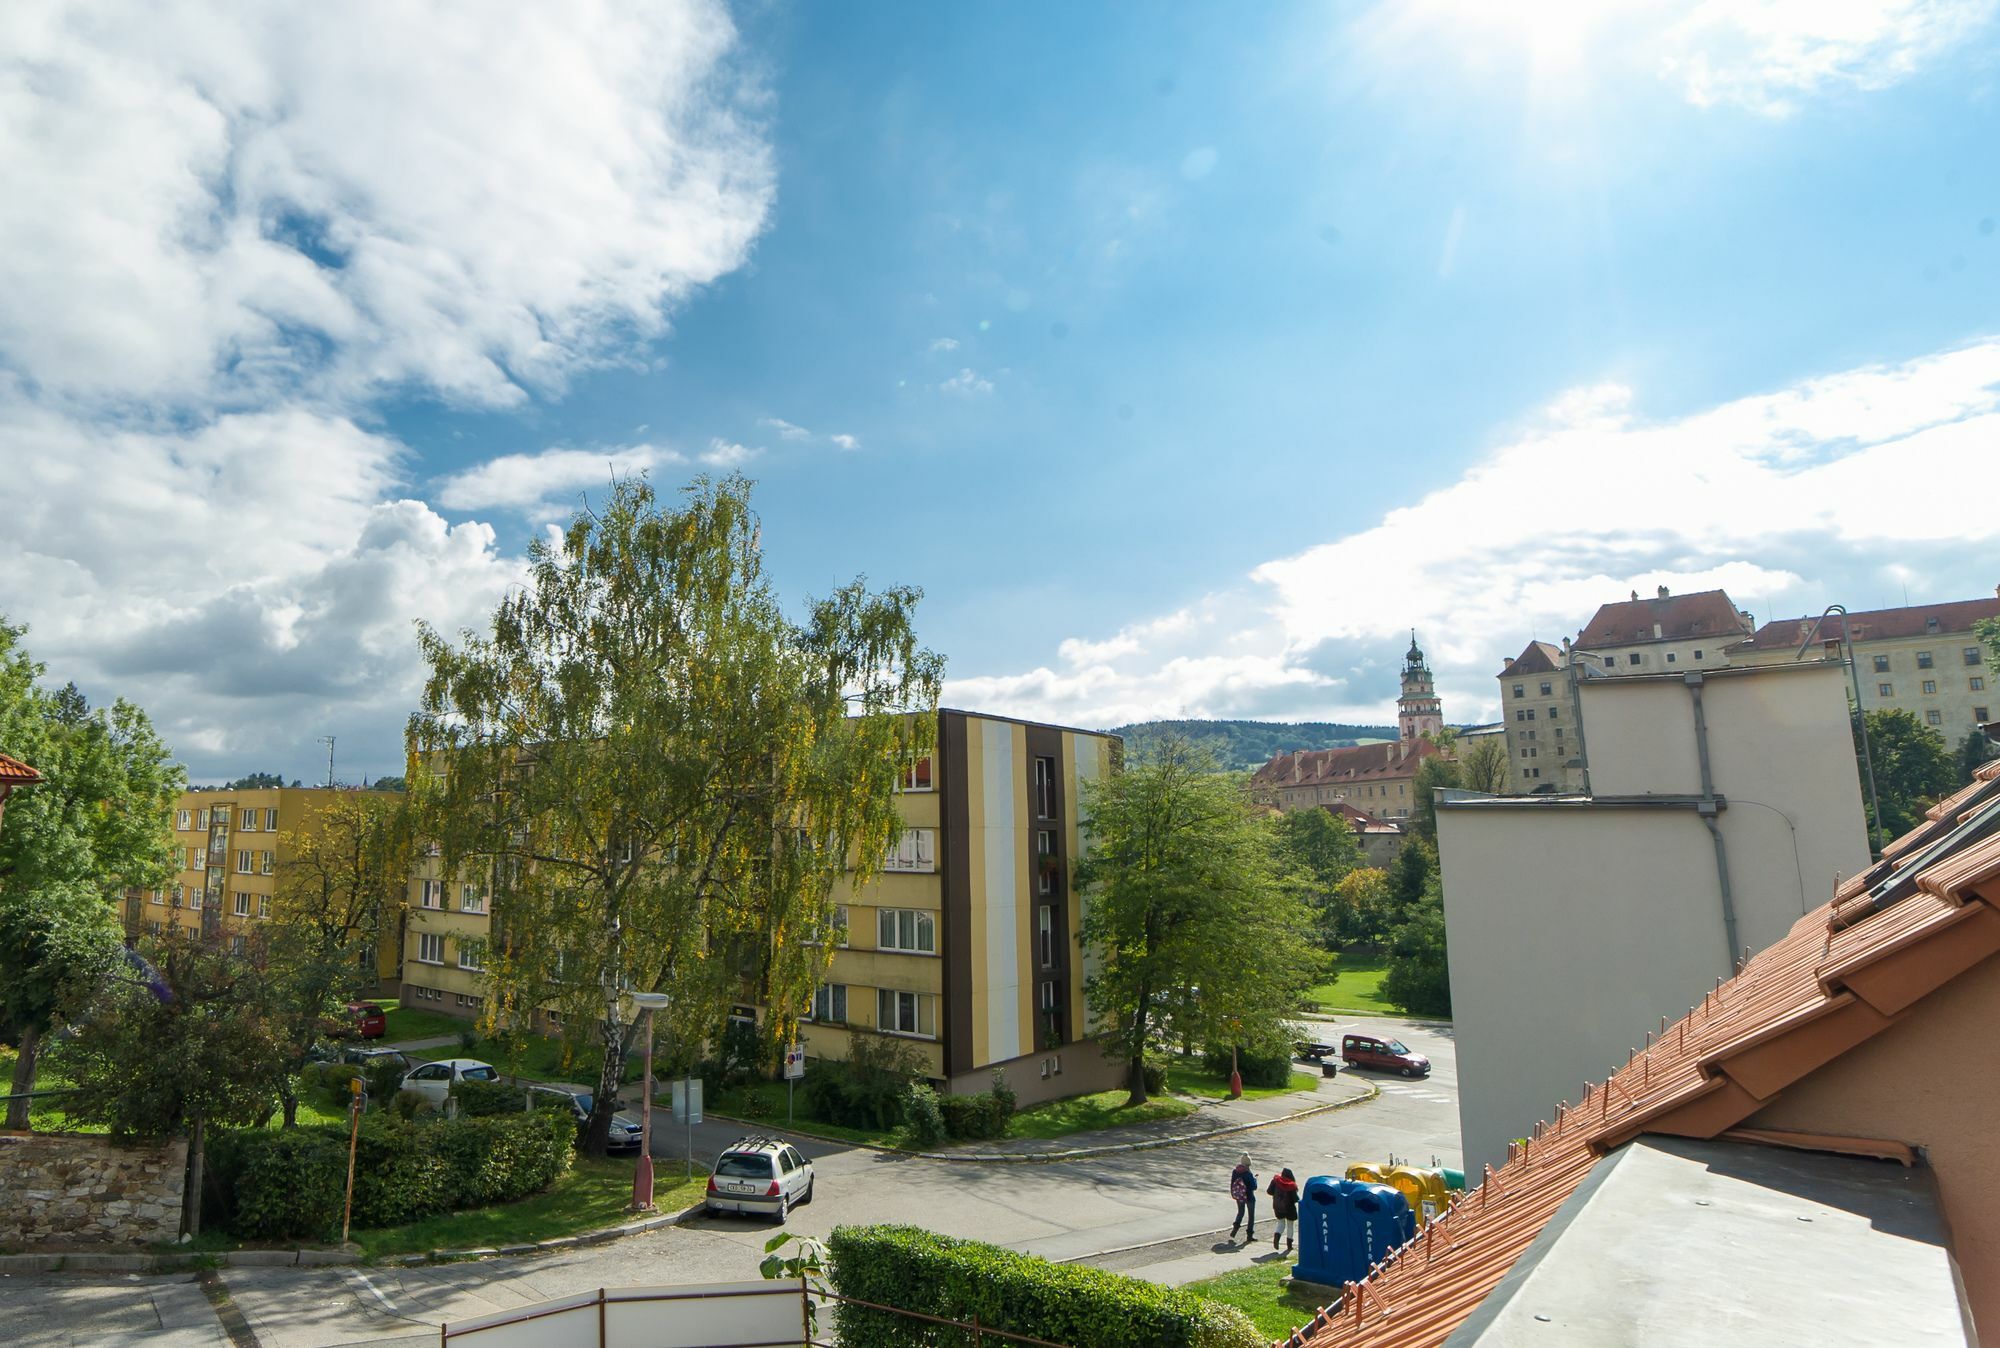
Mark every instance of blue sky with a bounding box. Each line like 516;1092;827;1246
3;1;1999;780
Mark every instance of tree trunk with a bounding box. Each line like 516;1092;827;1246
5;1025;40;1130
1125;987;1152;1106
182;1114;206;1238
280;1085;299;1129
583;1019;627;1158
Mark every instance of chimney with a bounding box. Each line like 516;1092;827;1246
1630;589;1638;602
1656;585;1670;599
1653;623;1663;638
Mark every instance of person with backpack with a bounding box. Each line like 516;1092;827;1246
1228;1153;1258;1243
1267;1168;1301;1253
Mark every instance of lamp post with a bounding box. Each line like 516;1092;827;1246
627;990;671;1212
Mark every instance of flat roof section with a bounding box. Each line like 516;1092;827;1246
1451;1136;1967;1347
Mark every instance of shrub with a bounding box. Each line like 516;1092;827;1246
451;1078;528;1118
364;1057;408;1109
987;1069;1017;1118
302;1063;364;1114
392;1088;434;1121
717;1020;772;1087
1141;1061;1167;1096
937;1092;1008;1141
1200;1046;1293;1090
457;1027;479;1053
802;1031;925;1130
827;1225;1260;1348
901;1082;946;1147
206;1110;576;1241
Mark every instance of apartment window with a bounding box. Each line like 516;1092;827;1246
231;935;247;956
171;883;183;905
1512;684;1524;698
260;851;274;875
236;850;253;874
1925;617;1940;633
1973;677;1987;692
1630;653;1644;665
1694;650;1704;660
811;984;848;1023
1526;730;1536;741
233;892;251;917
240;808;256;830
1525;709;1536;720
1526;768;1540;779
177;809;191;831
457;943;483;972
1038;904;1055;969
190;846;204;871
425;841;442;857
1547;706;1559;720
899;755;934;792
1917;651;1934;669
150;888;164;905
1922;680;1937;695
421;879;443;909
1873;654;1891;673
1926;710;1943;726
1033;756;1056;818
461;884;485;914
188;889;203;911
418;933;444;964
264;807;278;831
876;989;935;1037
1666;653;1677;664
1554;727;1565;740
1039;981;1057;1013
877;907;936;954
258;894;270;919
196;809;209;829
1968;647;1985;667
1514;710;1526;722
883;828;936;873
1539;682;1552;696
1975;707;1990;724
1879;683;1894;697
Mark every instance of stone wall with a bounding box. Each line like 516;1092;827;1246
0;1132;186;1244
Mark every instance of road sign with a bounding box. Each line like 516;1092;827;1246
671;1078;703;1125
783;1044;806;1080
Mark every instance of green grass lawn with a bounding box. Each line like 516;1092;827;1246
411;1030;643;1085
349;1157;709;1260
1304;954;1407;1017
702;1079;1193;1150
1185;1263;1339;1341
1164;1057;1320;1102
375;1001;472;1044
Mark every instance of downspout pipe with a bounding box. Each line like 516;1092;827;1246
1685;672;1743;969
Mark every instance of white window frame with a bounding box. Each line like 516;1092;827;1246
457;943;484;972
264;807;278;832
196;809;209;830
811;984;848;1023
877;907;936;954
460;883;485;914
420;879;443;909
233;892;251;917
1033;756;1055;818
150;888;164;906
188;888;203;911
1038;904;1055;969
191;847;205;871
236;850;253;874
261;850;274;875
240;808;256;831
177;809;191;831
418;933;445;965
876;988;935;1038
258;893;270;919
897;755;934;793
882;828;936;873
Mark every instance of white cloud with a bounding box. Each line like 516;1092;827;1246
947;338;2000;730
758;417;813;440
1663;0;1998;115
940;367;995;396
699;438;760;467
0;1;774;781
830;433;861;450
435;444;682;515
930;337;960;352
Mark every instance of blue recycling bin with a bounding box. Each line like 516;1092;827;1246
1292;1177;1416;1287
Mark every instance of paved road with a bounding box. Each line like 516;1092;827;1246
0;1015;1457;1346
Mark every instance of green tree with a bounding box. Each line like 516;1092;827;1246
1458;736;1511;795
1956;730;1995;788
1329;866;1393;948
0;622;182;1127
1379;873;1451;1018
264;793;418;1124
61;930;285;1234
408;476;942;1155
1407;755;1463;843
226;772;285;789
1858;708;1956;845
367;775;408;792
1271;806;1362;950
1074;739;1326;1104
1387;836;1437;924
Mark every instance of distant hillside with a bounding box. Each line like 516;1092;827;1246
1106;719;1396;772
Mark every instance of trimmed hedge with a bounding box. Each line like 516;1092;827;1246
206;1109;575;1240
1201;1045;1293;1090
826;1225;1261;1348
937;1091;1008;1141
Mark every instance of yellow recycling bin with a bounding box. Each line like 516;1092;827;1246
1343;1163;1385;1186
1380;1165;1450;1225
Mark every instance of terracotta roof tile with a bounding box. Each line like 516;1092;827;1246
1285;787;2000;1348
1499;641;1563;677
0;752;41;785
1574;590;1752;649
1736;596;2000;651
1252;740;1441;791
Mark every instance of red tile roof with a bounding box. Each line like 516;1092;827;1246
1321;802;1406;836
1283;757;2000;1348
1574;589;1752;649
1733;596;2000;652
1498;641;1562;678
0;752;41;786
1251;740;1441;790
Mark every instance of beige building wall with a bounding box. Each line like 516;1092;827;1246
1439;662;1874;1172
400;849;497;1021
1497;669;1579;793
1734;632;1993;746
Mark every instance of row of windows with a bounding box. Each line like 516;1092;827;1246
1925;707;1991;727
1513;705;1562;722
807;984;938;1038
415;932;484;971
1877;677;1985;697
417;879;487;913
175;807;281;833
1873;648;1983;673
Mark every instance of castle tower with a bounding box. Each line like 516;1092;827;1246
1399;631;1443;748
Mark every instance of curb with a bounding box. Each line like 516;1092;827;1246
707;1082;1381;1165
379;1201;701;1266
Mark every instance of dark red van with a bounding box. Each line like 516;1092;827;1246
1341;1032;1430;1077
347;1002;387;1039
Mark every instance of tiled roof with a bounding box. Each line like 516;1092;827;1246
1498;641;1562;677
1283;757;2000;1348
1734;595;2000;651
0;752;42;785
1251;740;1441;789
1573;589;1751;649
1321;802;1405;835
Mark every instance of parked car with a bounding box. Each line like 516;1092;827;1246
1289;1024;1339;1061
400;1058;498;1105
347;1002;386;1039
341;1046;413;1072
1341;1033;1431;1078
526;1085;646;1153
704;1137;815;1222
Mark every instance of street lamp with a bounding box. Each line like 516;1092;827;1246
626;990;671;1212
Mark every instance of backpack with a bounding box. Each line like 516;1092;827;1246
1230;1173;1249;1202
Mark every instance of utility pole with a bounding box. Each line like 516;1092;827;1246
320;736;336;789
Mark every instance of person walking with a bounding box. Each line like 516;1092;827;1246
1228;1153;1258;1243
1267;1168;1301;1253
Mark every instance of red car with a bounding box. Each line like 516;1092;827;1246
1341;1032;1430;1078
347;1002;386;1039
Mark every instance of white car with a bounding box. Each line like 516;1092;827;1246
704;1137;815;1222
400;1057;499;1106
